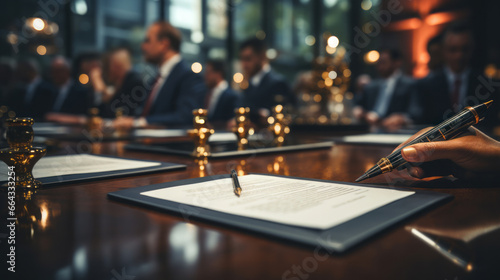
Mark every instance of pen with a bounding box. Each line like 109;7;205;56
231;169;242;197
356;100;493;182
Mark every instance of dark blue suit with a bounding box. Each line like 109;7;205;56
241;70;295;112
357;75;420;120
6;79;56;120
415;68;499;131
144;60;206;126
208;87;239;123
52;81;94;115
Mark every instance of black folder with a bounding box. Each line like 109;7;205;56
0;155;186;187
107;174;452;253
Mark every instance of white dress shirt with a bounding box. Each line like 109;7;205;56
207;80;228;118
250;63;271;87
372;69;402;117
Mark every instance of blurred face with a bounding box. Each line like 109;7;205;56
443;32;473;73
142;24;168;64
240;47;264;79
204;64;221;89
376;52;399;78
50;62;70;87
427;43;443;71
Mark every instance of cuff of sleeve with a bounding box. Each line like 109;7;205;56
133;117;147;128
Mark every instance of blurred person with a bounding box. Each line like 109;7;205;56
0;58;16;104
94;47;145;118
203;59;239;126
426;34;444;72
354;48;419;132
238;37;295;125
416;22;498;131
113;21;206;129
5;58;55;120
47;56;94;115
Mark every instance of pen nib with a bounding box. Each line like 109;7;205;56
234;189;241;197
485;100;493;108
355;174;368;182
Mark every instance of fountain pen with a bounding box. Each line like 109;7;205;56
356;100;493;182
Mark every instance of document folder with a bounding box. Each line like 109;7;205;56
107;174;452;253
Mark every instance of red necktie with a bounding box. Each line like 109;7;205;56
451;77;461;111
141;75;162;117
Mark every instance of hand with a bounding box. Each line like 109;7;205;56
113;116;135;130
398;126;500;180
382;113;409;132
89;67;106;92
365;111;380;126
45;113;86;125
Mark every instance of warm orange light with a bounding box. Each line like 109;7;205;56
191;62;202;73
79;74;89;85
32;18;45;31
425;12;455;26
386;18;422;31
233;72;244;83
364;50;380;64
36;45;47;55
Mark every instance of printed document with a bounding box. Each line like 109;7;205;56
141;174;414;229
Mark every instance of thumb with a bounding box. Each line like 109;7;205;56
401;141;462;163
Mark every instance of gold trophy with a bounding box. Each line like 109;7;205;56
233;107;252;151
267;104;290;147
0;118;47;189
187;109;214;158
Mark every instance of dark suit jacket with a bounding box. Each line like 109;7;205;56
415;68;499;130
6;79;56;120
100;71;144;118
241;70;295;111
357;75;420;119
52;81;94;115
144;60;206;126
208;87;239;123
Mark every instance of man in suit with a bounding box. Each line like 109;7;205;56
354;48;419;132
48;56;94;115
92;47;145;118
6;59;56;120
113;21;206;129
416;22;498;130
203;59;239;127
239;38;295;125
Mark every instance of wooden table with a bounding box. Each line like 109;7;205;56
1;136;499;280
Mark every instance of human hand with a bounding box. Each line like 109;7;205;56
397;126;500;180
382;113;408;132
112;116;135;130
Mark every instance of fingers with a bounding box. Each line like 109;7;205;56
393;127;433;152
406;160;461;179
401;141;464;163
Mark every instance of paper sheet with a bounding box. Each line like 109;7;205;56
133;129;187;138
0;154;161;180
341;134;412;145
141;174;414;230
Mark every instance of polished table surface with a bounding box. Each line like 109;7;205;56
1;132;500;280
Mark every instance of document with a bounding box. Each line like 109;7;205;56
341;134;413;145
0;154;161;180
141;174;414;230
133;129;187;138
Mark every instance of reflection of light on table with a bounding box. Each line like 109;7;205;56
410;228;473;272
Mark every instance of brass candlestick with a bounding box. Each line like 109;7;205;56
87;107;103;137
187;109;214;158
0;118;47;189
267;104;290;147
233;107;252;151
